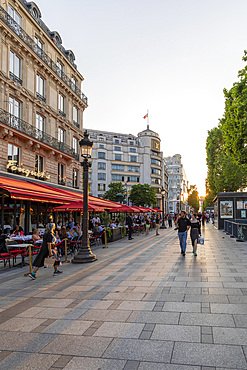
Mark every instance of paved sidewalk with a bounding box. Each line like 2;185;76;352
0;224;247;369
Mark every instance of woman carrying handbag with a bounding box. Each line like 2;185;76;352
29;223;62;280
189;213;201;257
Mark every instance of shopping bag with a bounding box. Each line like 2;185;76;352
44;257;55;268
198;237;204;245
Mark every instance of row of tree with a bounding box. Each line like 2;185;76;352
104;182;201;213
103;182;157;207
204;51;247;209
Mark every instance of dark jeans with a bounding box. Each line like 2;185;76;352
128;226;132;239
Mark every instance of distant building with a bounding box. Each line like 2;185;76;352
86;126;169;209
164;154;189;213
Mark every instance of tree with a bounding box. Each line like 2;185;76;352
103;183;127;203
206;127;247;195
220;50;247;167
187;185;199;212
205;52;247;197
129;184;157;207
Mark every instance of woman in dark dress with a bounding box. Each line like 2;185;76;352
189;213;201;257
29;223;62;279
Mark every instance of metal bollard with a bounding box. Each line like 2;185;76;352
64;238;69;263
103;229;108;248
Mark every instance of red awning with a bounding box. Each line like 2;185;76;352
53;201;106;212
0;176;79;204
107;204;141;213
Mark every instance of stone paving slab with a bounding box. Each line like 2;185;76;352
103;338;174;362
179;312;235;327
0;352;60;370
42;335;113;357
171;342;247;368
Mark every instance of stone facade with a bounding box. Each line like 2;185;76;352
0;0;87;189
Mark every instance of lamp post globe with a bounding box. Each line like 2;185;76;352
72;130;97;263
160;186;166;229
116;192;124;204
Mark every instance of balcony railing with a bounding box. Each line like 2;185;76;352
9;71;22;85
0;5;88;106
36;92;46;103
58;109;66;118
0;108;79;161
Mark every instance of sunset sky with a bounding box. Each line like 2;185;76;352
38;0;247;195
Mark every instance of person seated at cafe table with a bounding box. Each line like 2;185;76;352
71;227;80;238
66;226;74;239
12;225;24;237
32;229;41;243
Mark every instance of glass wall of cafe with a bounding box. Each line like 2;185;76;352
0;191;61;234
213;192;247;229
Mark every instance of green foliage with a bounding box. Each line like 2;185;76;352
202;193;214;212
206;127;247;195
118;213;126;225
220;50;247;166
100;212;111;227
187;185;199;212
121;226;127;237
103;183;127;203
129;184;157;207
205;52;247;198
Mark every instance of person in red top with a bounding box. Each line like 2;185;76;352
13;225;24;236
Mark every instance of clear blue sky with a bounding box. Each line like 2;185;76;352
38;0;247;195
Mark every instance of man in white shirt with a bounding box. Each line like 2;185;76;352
92;216;101;227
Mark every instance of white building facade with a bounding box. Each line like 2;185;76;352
86;126;169;210
164;154;189;213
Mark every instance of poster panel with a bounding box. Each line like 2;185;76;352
220;201;233;219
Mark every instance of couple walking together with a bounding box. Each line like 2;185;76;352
176;211;201;256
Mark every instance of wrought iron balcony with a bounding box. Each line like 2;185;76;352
0;108;79;161
36;92;46;103
9;71;22;85
59;109;66;118
0;5;88;106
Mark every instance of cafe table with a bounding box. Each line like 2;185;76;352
7;243;35;269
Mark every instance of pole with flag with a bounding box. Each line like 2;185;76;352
143;109;149;129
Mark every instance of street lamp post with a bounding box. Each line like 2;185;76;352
72;131;97;263
116;193;124;204
160;186;166;229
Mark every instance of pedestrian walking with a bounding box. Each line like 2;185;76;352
29;223;62;280
189;213;201;256
168;214;173;228
126;213;134;240
155;213;161;235
145;216;151;235
176;210;190;256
